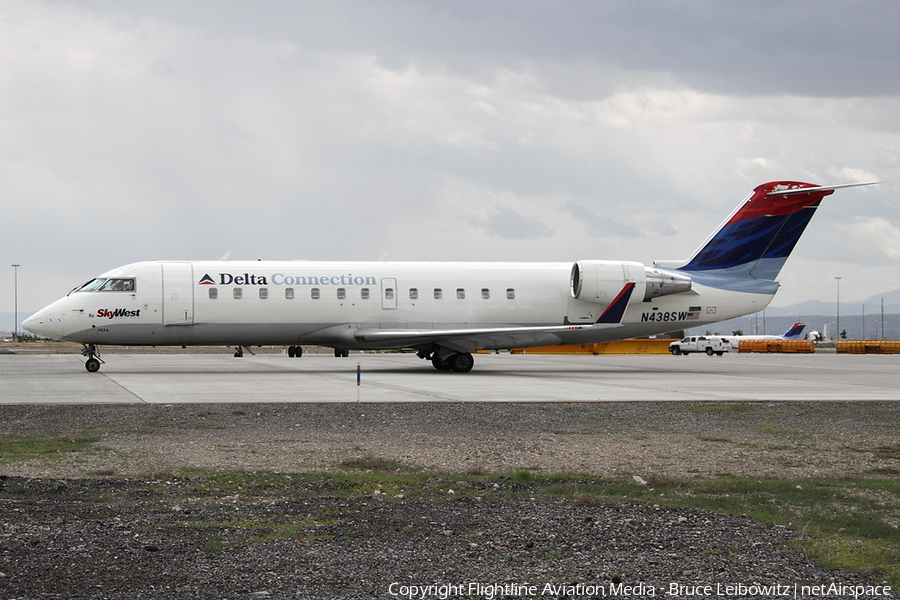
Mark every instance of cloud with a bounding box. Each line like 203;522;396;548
472;206;552;240
563;199;642;238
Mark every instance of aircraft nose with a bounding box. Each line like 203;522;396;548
22;311;44;337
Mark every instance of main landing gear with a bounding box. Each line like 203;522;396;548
334;348;350;358
287;345;303;358
82;344;104;373
423;348;475;373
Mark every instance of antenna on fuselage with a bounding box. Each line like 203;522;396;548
219;251;232;261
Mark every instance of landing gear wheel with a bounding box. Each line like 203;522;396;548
295;346;303;358
81;344;104;373
431;356;452;371
448;352;474;373
706;347;714;356
234;346;244;358
288;346;295;358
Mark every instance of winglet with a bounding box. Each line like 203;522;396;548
595;283;635;324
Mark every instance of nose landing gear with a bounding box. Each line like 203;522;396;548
82;344;104;373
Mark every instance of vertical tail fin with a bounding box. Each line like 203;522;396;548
782;322;807;339
674;181;878;281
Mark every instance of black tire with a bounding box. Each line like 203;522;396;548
334;348;342;358
288;346;295;358
432;356;452;371
295;346;303;358
85;358;100;373
706;347;714;356
449;352;475;373
670;347;681;355
716;351;724;356
682;352;689;356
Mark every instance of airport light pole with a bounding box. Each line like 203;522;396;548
11;264;20;342
834;276;842;341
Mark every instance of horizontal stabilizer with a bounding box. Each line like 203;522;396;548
766;181;881;197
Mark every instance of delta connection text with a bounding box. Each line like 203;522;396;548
203;272;378;287
386;581;892;599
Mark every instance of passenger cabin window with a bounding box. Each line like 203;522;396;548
285;288;294;300
311;288;320;300
385;288;395;300
337;288;346;300
233;288;242;299
208;288;218;300
456;288;465;300
506;288;515;300
259;288;268;299
434;288;442;299
409;288;418;299
361;288;370;300
481;288;490;300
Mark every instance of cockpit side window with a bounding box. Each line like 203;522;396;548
74;279;108;293
98;278;136;292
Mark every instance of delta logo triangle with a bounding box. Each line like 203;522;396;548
198;274;215;285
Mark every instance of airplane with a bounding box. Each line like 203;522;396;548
720;322;808;345
23;180;877;373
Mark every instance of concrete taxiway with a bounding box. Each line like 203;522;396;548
1;352;898;404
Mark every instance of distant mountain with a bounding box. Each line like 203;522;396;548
688;312;900;341
765;289;900;317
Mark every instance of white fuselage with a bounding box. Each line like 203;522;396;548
26;260;774;351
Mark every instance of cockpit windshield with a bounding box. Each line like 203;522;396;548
99;278;135;292
74;278;108;293
70;278;135;295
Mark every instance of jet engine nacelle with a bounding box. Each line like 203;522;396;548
570;260;692;305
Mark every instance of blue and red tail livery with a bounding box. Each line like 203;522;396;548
782;322;807;339
680;182;833;281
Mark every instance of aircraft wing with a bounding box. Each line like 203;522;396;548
353;321;623;352
353;283;635;352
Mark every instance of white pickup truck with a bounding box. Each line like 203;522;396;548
669;335;732;356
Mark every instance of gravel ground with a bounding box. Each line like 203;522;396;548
1;401;898;599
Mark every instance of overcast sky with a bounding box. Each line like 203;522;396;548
3;0;900;319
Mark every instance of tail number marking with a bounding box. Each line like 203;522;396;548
641;311;693;322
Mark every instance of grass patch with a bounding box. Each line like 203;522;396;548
183;514;337;551
0;434;102;463
873;444;900;460
538;475;900;587
338;455;421;473
14;467;893;586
